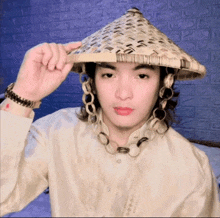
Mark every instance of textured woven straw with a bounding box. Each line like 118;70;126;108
68;8;206;80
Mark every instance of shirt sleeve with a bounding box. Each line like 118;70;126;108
177;149;220;217
0;111;49;217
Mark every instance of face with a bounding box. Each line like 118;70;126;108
95;62;160;132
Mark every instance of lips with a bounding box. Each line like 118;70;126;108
114;107;134;116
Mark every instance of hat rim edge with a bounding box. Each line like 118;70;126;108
69;53;206;81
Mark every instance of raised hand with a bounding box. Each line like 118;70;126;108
12;42;82;102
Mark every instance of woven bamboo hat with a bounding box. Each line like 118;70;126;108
68;8;206;80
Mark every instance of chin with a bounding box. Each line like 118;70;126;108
113;123;135;131
112;117;142;129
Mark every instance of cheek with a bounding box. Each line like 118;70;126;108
138;82;160;99
95;77;114;93
151;84;160;105
95;80;113;104
135;83;160;111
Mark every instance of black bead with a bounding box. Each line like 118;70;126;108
137;137;148;147
117;147;130;154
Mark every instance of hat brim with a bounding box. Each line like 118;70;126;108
67;52;206;81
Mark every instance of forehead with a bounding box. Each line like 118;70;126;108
96;62;159;71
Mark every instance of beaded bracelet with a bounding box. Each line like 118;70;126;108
5;83;41;109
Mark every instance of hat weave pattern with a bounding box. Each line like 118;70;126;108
69;8;206;80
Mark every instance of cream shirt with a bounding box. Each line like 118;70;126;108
1;108;220;217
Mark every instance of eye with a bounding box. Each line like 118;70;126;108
102;73;114;78
138;74;149;79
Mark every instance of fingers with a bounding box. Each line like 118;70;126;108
26;42;81;71
61;63;74;81
56;44;67;70
35;43;65;71
48;43;60;70
41;43;53;67
39;42;81;71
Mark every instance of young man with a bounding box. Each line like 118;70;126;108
1;8;219;217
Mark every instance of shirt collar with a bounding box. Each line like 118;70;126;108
94;109;166;146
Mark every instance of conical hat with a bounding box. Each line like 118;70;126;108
68;8;206;80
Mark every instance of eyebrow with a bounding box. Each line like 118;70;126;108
133;64;155;70
97;63;116;70
97;62;155;71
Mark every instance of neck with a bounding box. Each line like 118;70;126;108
108;127;132;147
103;119;147;147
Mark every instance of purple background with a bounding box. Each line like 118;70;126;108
1;0;220;142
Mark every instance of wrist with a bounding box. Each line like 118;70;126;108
5;83;42;109
12;85;41;102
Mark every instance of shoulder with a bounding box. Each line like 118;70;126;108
155;128;217;194
161;127;211;173
163;127;192;146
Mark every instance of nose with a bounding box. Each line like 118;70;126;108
115;77;133;101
